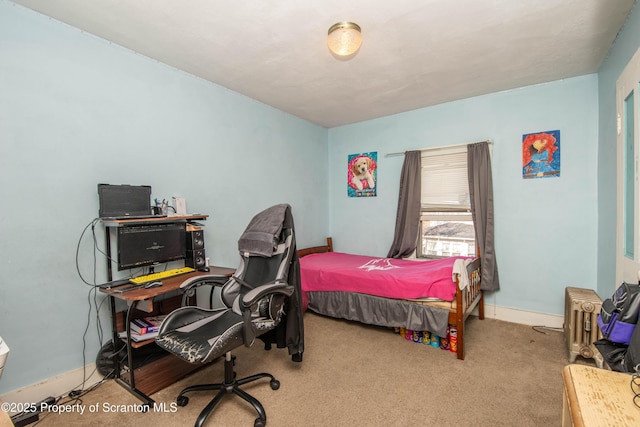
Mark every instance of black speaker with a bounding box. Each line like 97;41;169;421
186;249;206;269
186;230;205;250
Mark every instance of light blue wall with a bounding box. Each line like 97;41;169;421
597;6;640;298
0;1;328;393
328;75;599;316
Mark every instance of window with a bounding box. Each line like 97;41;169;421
417;146;476;258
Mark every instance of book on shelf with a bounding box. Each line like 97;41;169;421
130;315;166;335
118;330;158;342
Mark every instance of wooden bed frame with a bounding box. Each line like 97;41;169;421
298;237;485;360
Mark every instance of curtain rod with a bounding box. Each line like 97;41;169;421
385;139;493;157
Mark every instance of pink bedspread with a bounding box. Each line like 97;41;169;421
300;252;469;301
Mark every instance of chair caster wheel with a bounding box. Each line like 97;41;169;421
254;417;266;427
176;395;189;407
270;379;280;390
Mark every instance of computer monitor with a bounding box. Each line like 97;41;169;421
117;223;186;271
98;184;152;219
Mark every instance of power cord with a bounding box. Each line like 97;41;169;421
65;219;118;406
532;325;563;334
75;218;101;287
30;370;115;426
72;218;147;390
58;216;175;422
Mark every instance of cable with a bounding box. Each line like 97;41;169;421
532;325;563;334
32;374;113;426
75;218;101;287
67;217;119;411
69;216;178;415
72;218;151;391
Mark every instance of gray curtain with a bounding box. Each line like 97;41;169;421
467;142;500;291
387;151;421;258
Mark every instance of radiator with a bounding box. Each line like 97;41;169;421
564;287;603;368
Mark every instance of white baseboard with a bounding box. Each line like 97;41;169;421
477;303;564;329
0;363;103;414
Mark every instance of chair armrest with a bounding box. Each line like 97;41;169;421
240;281;294;348
241;281;294;308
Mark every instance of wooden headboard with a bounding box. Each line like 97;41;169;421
297;237;333;258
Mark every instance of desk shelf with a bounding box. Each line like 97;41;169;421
101;266;235;404
100;214;208;228
114;296;182;348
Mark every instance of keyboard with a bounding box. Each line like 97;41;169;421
130;267;196;284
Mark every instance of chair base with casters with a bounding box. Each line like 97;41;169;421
178;352;279;427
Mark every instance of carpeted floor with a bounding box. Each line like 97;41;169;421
33;311;588;426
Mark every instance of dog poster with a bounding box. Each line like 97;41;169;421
522;130;560;179
348;152;377;197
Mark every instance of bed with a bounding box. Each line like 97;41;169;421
298;237;484;360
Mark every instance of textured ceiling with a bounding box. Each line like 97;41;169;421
11;0;636;128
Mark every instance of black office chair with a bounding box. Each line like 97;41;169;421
156;204;304;427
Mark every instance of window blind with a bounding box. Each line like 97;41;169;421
421;146;469;211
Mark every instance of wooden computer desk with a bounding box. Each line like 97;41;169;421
100;266;235;406
562;364;640;426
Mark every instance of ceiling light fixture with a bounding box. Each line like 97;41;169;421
327;22;362;58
